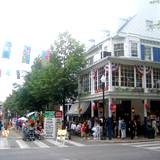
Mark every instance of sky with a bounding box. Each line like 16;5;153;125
0;0;156;101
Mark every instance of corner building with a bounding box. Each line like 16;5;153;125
78;7;160;137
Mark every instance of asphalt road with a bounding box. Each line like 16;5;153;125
0;143;160;160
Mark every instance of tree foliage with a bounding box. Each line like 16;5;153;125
3;32;85;114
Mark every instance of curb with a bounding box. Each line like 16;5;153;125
70;136;160;144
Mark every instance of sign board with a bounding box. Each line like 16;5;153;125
44;111;55;118
56;118;62;131
44;111;56;138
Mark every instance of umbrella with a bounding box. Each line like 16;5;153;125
18;117;28;121
26;111;35;117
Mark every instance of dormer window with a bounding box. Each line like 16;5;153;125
114;43;124;56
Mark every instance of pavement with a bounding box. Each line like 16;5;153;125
70;135;160;145
7;127;22;139
7;127;160;145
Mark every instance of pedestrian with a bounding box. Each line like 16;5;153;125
152;118;158;136
129;119;136;139
118;117;122;138
87;119;92;136
81;121;88;142
121;119;126;139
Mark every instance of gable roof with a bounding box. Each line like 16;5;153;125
117;3;160;40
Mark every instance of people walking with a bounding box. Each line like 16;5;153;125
121;119;126;139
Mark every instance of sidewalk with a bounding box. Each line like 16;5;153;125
70;135;160;145
7;127;22;139
7;128;160;145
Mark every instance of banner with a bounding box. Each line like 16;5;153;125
22;46;31;64
40;50;50;63
6;69;11;76
2;41;12;59
16;70;20;79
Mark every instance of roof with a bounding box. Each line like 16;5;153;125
116;3;160;40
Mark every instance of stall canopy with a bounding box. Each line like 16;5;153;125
67;102;90;115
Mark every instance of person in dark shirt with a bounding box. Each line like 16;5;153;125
129;119;136;139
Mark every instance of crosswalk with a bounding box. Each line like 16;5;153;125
0;137;86;150
122;141;160;152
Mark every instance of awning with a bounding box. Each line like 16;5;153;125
66;102;90;115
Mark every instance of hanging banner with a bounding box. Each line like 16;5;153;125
16;70;20;79
2;41;12;59
22;46;31;64
41;50;50;61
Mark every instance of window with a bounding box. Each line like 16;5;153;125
141;39;160;46
121;65;134;87
82;73;90;92
86;57;93;66
153;68;160;88
98;67;105;89
136;72;142;88
101;51;111;58
112;64;119;86
144;46;152;60
131;42;138;57
114;43;124;56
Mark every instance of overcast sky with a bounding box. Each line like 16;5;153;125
0;0;157;101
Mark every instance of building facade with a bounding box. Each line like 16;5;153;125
77;12;160;137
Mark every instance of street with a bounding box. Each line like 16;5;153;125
0;137;160;160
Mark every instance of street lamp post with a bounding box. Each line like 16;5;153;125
101;75;106;140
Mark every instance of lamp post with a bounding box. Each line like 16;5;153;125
101;75;106;139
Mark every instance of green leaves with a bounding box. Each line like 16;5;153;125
4;32;86;113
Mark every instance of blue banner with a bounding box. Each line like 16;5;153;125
22;46;31;64
2;41;12;59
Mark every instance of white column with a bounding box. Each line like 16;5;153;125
108;97;112;118
151;68;154;88
118;65;121;87
91;101;94;117
96;69;98;89
108;61;112;91
91;70;95;94
143;66;147;93
134;66;136;87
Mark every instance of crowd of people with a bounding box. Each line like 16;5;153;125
68;114;160;140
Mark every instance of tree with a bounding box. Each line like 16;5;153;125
51;32;85;123
3;32;86;117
